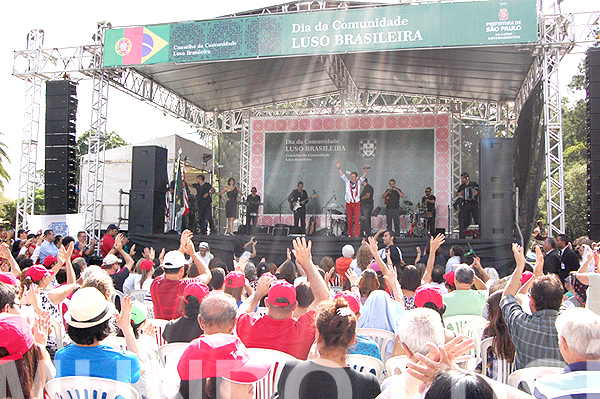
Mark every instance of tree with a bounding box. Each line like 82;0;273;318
0;133;10;190
76;131;128;158
0;189;45;227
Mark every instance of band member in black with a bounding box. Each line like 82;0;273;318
421;187;436;236
456;172;479;239
193;174;216;235
288;182;309;231
382;179;404;235
360;178;374;237
246;187;261;233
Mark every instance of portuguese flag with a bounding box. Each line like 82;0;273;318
103;25;169;67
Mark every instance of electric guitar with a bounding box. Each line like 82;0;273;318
291;194;317;212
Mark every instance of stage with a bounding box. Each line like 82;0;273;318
129;232;514;277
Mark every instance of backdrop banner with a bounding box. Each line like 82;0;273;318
249;114;452;231
104;0;538;67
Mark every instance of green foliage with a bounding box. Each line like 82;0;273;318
76;131;128;157
0;133;11;190
0;189;45;226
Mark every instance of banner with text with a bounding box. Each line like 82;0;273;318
104;0;537;67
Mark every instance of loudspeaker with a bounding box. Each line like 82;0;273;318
131;146;168;191
435;228;445;236
45;80;78;215
588;48;600;239
479;138;514;190
272;226;289;236
129;190;165;235
479;138;514;239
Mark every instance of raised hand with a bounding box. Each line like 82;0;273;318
430;233;445;254
32;311;51;346
291;237;313;270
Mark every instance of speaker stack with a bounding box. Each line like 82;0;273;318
479;137;514;240
129;146;168;235
587;48;600;240
45;80;77;215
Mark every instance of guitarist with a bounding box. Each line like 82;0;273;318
382;179;404;236
288;182;309;231
336;161;368;237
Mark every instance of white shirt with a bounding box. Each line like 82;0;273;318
195;251;214;267
341;175;364;204
445;256;461;273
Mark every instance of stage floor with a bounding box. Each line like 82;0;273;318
129;232;515;277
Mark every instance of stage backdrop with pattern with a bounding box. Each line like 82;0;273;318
250;114;451;231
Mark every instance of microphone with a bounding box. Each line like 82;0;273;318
363;166;371;170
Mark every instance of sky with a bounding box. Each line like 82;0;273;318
0;0;597;202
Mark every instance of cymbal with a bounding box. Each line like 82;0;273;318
404;200;414;206
330;209;343;215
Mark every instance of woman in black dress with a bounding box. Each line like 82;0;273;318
220;178;240;235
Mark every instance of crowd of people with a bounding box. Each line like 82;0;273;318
0;224;599;399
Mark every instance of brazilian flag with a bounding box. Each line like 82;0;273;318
103;25;169;67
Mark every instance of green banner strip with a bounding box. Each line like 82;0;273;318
104;0;537;67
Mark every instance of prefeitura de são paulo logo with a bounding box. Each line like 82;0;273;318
499;9;509;21
115;38;132;56
359;139;378;160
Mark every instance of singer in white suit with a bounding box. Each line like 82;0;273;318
335;162;369;237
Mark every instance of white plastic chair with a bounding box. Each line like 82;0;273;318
246;348;296;399
385;355;410;376
129;289;150;303
146;318;169;347
347;354;385;381
507;366;563;394
112;290;125;309
157;343;189;384
444;315;487;334
145;383;181;399
460;320;487;370
102;335;160;387
356;328;396;363
480;337;515;384
48;318;64;350
45;376;140;399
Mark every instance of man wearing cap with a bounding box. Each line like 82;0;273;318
177;334;273;399
100;224;119;258
56;288;142;383
236;237;329;360
195;242;214;266
103;233;135;293
39;229;58;264
150;230;212;320
163;282;209;343
442;264;489;319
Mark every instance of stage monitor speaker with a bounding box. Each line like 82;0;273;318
129;190;165;235
131;146;168;191
272;226;289;237
588;48;600;239
479;138;514;240
434;228;445;236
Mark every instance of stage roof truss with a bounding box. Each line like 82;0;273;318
13;1;597;235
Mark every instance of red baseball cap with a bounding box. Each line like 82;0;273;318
43;255;57;268
139;259;154;272
268;281;296;307
182;282;210;304
0;314;34;365
520;271;535;285
177;334;272;382
443;271;455;287
225;271;246;288
334;291;361;314
0;272;18;287
25;265;53;282
414;284;444;309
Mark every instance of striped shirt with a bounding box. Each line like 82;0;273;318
534;362;600;399
500;295;565;370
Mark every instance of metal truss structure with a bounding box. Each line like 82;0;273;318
15;30;44;230
12;0;591;236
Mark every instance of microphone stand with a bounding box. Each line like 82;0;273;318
276;196;288;225
322;194;336;236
